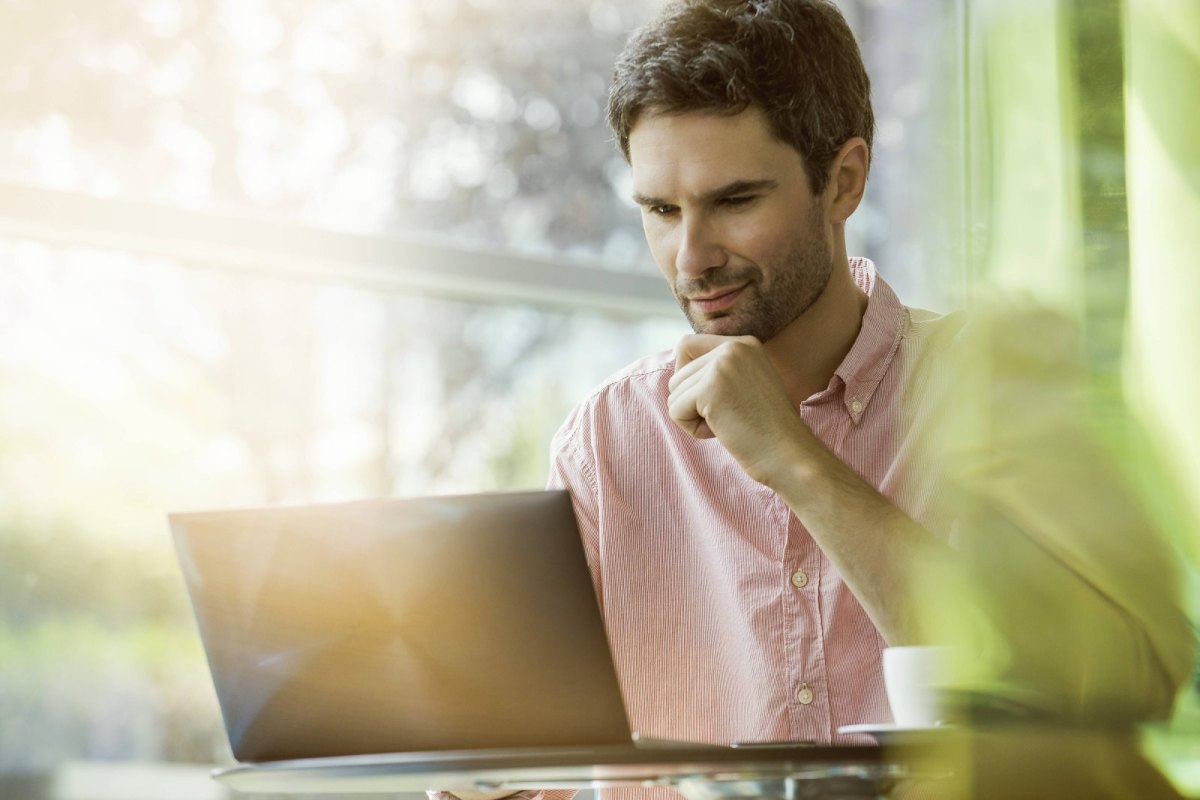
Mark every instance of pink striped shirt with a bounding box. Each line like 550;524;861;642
548;258;962;751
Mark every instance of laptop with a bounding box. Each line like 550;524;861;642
170;490;639;763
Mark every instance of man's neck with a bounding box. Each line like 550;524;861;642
763;256;869;404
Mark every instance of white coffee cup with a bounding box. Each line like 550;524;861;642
883;645;949;728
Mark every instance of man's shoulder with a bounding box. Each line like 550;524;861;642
902;304;970;350
553;350;675;449
578;349;676;407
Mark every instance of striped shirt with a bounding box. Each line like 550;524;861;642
547;259;963;752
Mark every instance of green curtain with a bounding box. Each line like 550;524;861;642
1124;0;1200;554
961;0;1200;586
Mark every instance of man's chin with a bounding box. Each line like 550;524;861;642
690;314;750;338
689;313;787;342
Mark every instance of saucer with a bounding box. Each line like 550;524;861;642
837;722;953;745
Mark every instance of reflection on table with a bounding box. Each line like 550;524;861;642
214;724;1186;799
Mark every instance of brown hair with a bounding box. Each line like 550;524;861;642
606;0;874;195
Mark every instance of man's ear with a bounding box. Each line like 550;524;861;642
824;137;869;224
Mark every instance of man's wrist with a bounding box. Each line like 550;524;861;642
770;435;863;520
756;425;827;497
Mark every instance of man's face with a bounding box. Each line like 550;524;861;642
628;108;832;341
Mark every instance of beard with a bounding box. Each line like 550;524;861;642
673;206;833;342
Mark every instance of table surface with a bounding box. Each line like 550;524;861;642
214;741;919;795
214;726;1190;799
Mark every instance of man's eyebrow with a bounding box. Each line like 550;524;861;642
631;191;668;208
701;179;778;202
631;179;779;208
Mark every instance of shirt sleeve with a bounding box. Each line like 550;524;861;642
547;405;604;603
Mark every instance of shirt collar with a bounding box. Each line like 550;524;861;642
826;258;908;423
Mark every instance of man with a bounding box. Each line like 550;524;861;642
547;0;955;745
546;0;1189;751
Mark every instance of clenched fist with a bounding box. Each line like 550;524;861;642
667;334;817;487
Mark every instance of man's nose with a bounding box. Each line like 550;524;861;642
675;217;726;279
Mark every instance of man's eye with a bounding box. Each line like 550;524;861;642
721;195;755;207
649;205;677;216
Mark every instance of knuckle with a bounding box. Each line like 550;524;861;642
720;337;755;362
711;350;737;379
726;337;756;356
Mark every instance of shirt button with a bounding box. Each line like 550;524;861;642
790;569;809;589
796;684;814;705
850;399;863;414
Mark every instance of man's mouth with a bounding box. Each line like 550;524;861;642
688;285;747;314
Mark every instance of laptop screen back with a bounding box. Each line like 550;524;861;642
171;490;632;762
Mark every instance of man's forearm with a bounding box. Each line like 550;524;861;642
665;332;967;646
769;439;954;646
770;429;1192;721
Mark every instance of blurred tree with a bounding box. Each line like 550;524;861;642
0;0;660;266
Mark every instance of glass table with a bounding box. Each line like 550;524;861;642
214;726;1188;799
214;741;942;799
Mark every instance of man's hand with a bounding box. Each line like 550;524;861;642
668;332;950;646
667;334;812;487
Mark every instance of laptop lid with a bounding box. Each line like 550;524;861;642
170;490;633;762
